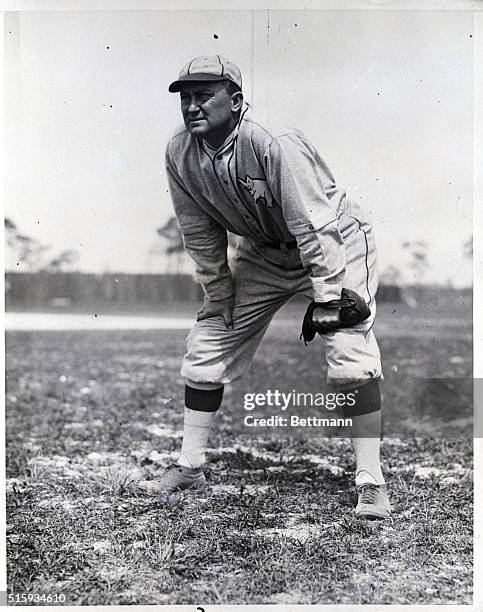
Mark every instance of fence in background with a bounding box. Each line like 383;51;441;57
5;272;203;311
5;272;464;312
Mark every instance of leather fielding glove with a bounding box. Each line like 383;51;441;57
301;288;371;344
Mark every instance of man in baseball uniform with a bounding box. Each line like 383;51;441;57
143;55;391;519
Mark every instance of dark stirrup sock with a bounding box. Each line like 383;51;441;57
185;384;224;412
340;378;381;418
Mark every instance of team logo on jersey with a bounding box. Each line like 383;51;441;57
238;175;275;208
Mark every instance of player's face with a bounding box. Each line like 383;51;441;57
179;82;241;148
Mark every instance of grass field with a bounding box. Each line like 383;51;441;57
5;301;473;605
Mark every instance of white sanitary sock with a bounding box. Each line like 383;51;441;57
350;409;385;486
177;407;217;469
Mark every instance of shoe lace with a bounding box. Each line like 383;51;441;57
165;463;183;472
359;484;379;504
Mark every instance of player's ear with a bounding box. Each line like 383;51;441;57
231;91;243;113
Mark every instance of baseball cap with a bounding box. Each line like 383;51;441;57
169;55;242;93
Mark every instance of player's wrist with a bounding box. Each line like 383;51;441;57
312;280;344;303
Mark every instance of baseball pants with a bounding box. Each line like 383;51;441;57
181;199;382;389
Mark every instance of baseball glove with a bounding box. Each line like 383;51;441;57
301;288;371;344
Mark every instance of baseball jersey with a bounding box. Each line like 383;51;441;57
165;104;349;304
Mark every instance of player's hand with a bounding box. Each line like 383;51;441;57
311;306;340;329
301;289;371;344
197;296;234;330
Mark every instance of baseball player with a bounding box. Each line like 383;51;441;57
142;55;391;519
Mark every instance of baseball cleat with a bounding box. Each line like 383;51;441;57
138;464;206;494
355;483;391;520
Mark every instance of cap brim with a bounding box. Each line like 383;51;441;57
168;73;229;93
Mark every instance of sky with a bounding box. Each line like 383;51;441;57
5;8;474;285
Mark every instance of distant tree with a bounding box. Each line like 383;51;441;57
5;217;18;254
379;264;402;286
157;217;184;253
463;236;472;258
157;217;186;273
44;249;80;272
5;217;51;271
402;240;430;284
5;217;80;272
5;216;16;236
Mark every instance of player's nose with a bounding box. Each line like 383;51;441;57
187;99;201;114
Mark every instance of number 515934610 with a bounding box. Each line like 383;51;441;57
8;593;66;604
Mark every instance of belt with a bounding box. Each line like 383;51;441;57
262;240;298;251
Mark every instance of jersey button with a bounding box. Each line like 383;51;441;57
223;180;229;185
217;155;223;160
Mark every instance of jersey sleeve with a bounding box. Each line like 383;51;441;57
165;148;234;302
264;133;346;302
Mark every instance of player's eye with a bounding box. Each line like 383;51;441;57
180;93;211;105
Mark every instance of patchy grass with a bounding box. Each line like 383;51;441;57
5;302;472;605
